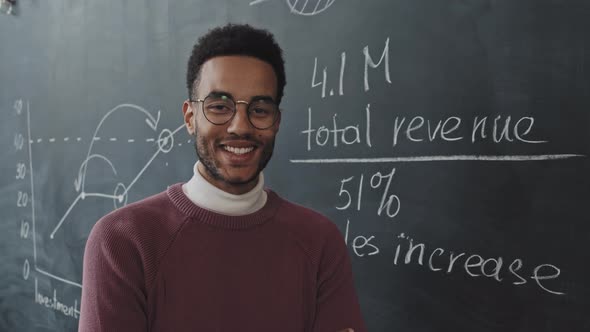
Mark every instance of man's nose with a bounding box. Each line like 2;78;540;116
226;103;254;135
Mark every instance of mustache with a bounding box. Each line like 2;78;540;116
216;134;263;146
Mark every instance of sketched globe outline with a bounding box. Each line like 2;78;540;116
286;0;336;16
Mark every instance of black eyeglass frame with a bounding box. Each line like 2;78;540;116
189;94;281;130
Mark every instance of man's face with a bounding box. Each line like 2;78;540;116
182;55;281;195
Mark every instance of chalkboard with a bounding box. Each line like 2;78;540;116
1;1;589;331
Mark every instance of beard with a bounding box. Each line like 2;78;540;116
193;131;275;186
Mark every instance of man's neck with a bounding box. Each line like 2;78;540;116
181;161;267;216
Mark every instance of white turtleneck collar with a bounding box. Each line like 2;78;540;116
181;161;267;216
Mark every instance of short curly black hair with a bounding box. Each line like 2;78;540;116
186;24;286;104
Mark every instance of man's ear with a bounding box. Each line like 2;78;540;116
182;100;196;135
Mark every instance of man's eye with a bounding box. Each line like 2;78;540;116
252;108;268;114
250;108;271;117
208;104;231;112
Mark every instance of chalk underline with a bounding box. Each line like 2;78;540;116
290;154;585;163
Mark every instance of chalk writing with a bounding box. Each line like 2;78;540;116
302;110;550;152
311;52;346;98
50;104;184;239
249;0;337;16
392;233;564;295
309;37;391;97
34;279;80;319
336;167;401;219
344;219;380;257
301;105;372;151
343;229;565;295
392;115;547;146
364;37;391;91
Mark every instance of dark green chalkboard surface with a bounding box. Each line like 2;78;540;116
1;1;589;331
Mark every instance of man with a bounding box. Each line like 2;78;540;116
79;24;366;332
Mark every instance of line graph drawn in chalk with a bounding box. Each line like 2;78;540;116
52;104;184;238
23;101;188;289
249;0;337;16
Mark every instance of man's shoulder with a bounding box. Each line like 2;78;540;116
83;186;188;294
89;186;186;247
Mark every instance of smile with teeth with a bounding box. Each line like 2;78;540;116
223;145;255;155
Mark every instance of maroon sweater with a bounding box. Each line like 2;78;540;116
79;183;366;332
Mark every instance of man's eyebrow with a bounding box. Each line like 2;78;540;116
208;90;275;102
250;95;276;102
208;90;235;100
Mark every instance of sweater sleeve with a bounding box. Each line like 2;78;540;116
312;223;367;332
79;215;148;332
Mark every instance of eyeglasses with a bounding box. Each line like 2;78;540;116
190;93;280;130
